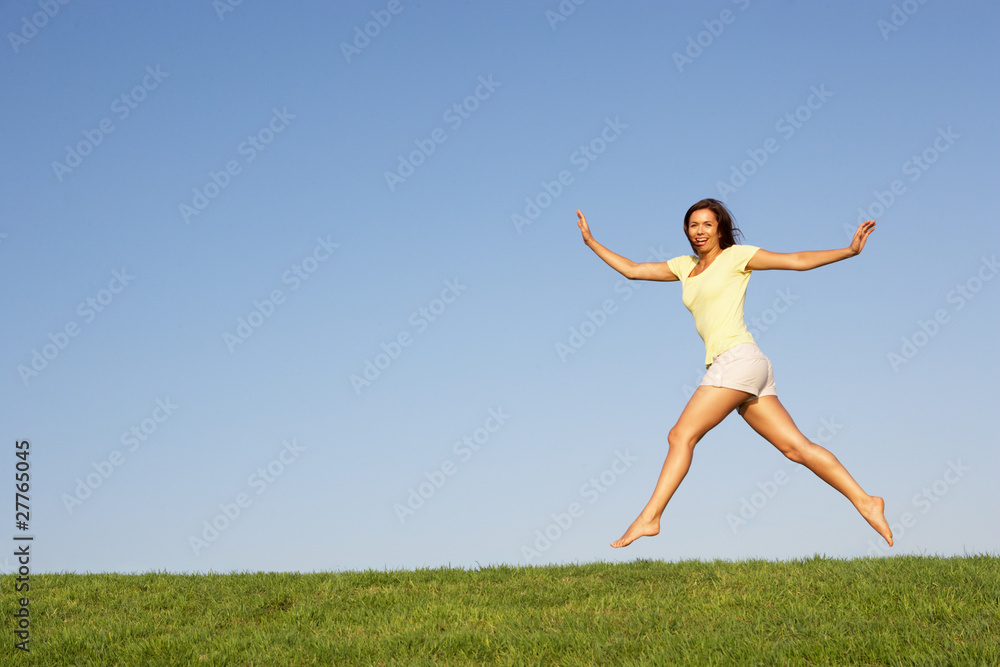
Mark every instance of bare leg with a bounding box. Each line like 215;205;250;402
611;386;751;548
738;395;893;546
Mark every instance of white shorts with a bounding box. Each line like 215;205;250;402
699;343;777;404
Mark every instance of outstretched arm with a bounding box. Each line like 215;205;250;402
576;210;678;281
746;220;876;271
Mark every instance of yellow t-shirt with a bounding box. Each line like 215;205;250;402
666;245;761;367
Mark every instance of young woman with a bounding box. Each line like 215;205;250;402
575;199;893;549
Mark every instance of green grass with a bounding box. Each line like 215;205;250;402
3;555;997;665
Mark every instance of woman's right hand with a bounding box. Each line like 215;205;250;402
576;209;594;244
574;210;677;281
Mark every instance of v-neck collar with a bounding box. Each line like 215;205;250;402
688;248;725;279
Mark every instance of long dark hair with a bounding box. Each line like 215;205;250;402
683;198;744;253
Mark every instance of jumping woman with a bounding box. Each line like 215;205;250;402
574;199;893;549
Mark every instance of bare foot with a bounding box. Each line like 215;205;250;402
611;515;660;548
859;495;893;546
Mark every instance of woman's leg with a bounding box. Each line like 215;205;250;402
738;395;893;546
611;385;752;548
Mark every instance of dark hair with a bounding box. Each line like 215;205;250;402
683;198;744;252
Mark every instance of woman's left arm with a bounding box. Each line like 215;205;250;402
746;220;875;271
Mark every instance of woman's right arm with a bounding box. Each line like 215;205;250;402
577;210;678;281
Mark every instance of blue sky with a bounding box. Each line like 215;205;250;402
2;1;997;574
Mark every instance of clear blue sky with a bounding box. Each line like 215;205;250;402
2;1;997;574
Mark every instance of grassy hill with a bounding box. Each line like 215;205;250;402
3;555;997;665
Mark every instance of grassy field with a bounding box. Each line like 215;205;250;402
2;555;997;665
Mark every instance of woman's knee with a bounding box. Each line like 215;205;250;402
667;427;699;451
782;446;806;464
781;439;823;465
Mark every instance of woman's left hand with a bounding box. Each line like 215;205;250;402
849;219;876;256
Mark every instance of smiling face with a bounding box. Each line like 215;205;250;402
686;208;722;255
682;198;743;255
